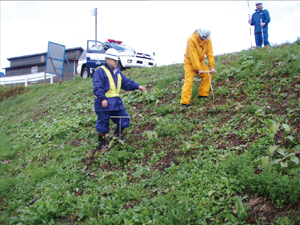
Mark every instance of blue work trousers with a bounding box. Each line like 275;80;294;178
255;32;270;47
95;109;130;134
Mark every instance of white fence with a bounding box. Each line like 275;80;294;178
0;73;57;87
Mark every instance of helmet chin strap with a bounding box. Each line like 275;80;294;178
196;30;202;41
107;59;115;70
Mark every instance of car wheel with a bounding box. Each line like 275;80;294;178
117;61;125;71
82;68;90;79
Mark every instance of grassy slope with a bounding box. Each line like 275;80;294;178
0;39;300;224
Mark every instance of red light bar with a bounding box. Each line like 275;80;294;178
107;39;122;44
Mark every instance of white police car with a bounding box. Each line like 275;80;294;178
77;39;156;79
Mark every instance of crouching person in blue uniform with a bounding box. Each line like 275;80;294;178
93;48;147;150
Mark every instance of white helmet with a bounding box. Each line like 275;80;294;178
198;26;211;40
255;1;262;5
105;48;119;61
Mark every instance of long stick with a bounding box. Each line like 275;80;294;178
247;0;253;47
201;71;215;99
260;17;264;47
49;55;62;84
44;67;46;89
110;116;130;139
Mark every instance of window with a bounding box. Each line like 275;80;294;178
31;66;38;74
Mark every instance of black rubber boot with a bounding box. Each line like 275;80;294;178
181;104;190;108
198;96;208;99
98;133;106;149
114;127;125;139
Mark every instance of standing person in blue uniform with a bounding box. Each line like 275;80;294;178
249;1;271;47
93;48;147;150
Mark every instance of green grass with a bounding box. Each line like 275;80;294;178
0;38;300;224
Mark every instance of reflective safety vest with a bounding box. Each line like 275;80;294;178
101;66;122;98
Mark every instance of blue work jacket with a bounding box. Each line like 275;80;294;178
93;63;140;112
251;8;271;33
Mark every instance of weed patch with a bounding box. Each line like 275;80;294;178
0;40;300;224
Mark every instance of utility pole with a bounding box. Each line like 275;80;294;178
95;8;97;42
92;8;98;42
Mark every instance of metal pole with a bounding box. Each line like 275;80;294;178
95;8;97;42
201;71;215;99
207;73;215;100
110;116;130;139
260;16;264;47
119;118;121;138
247;0;253;47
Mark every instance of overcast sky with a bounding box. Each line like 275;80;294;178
1;1;300;74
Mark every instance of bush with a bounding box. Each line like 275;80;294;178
245;103;259;114
0;85;25;102
155;123;183;138
223;154;300;208
155;105;174;115
215;86;231;96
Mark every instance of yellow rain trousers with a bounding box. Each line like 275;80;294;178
180;31;215;105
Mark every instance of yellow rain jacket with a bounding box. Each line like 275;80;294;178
180;31;215;104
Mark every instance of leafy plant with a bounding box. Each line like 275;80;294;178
1;39;300;224
142;131;158;141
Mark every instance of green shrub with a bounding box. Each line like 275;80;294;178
223;153;300;208
30;167;57;185
155;123;183;138
155;105;174;115
0;85;26;102
215;86;231;96
0;177;18;196
245;103;259;114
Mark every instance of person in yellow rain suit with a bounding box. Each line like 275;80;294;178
180;26;217;107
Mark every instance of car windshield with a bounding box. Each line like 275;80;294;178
88;40;105;51
109;43;135;52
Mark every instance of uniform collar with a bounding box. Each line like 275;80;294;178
193;31;205;44
255;7;263;12
104;62;114;74
104;62;120;76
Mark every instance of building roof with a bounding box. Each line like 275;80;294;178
7;47;84;61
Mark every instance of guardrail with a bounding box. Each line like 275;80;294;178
0;72;56;87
